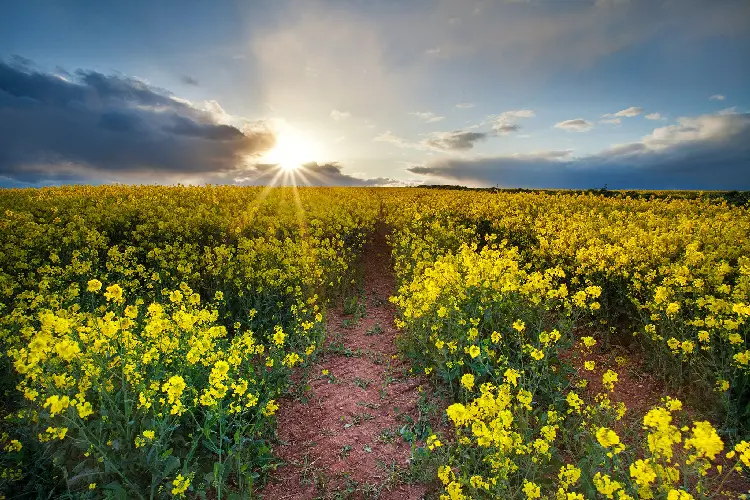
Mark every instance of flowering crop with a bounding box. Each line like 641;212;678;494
0;185;380;498
383;189;750;499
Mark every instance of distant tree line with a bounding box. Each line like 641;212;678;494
414;185;750;207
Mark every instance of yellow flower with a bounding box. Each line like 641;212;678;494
584;361;595;371
426;434;443;450
103;284;123;302
143;430;155;440
171;473;191;496
665;302;680;317
512;320;526;332
593;472;622;499
4;439;22;452
461;373;475;391
522;480;541;499
44;395;70;417
558;464;581;489
684;421;723;461
504;368;520;387
272;326;286;347
596;427;621;449
76;401;93;419
262;399;279;417
602;369;618;391
467;345;480;358
666;490;694;500
630;459;656;486
87;279;102;292
517;389;533;410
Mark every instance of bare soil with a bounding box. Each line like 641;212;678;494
260;227;426;499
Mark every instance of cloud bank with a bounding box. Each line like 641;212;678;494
0;58;276;185
407;112;750;190
235;162;401;187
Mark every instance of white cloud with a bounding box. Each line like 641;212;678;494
374;131;412;148
603;106;643;118
330;109;351;121
710;94;726;101
409;111;445;123
495;109;535;121
554;118;593;132
425;47;442;56
601;118;621;125
455;102;475;109
201;100;233;124
490;109;535;133
639;112;748;150
645;112;665;121
717;107;738;115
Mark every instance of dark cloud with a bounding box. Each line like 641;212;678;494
407;112;750;190
181;75;199;86
424;131;488;151
233;162;401;187
0;58;275;185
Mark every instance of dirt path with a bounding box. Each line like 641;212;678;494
261;226;427;499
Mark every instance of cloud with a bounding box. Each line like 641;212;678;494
409;111;445;123
717;107;738;115
406;111;750;189
491;109;534;133
645;112;665;121
181;75;199;86
423;130;488;150
374;129;488;151
455;102;475;109
710;94;726;101
604;106;643;118
235;161;401;187
601;118;621;125
373;130;412;148
554;118;593;132
495;109;536;121
0;58;275;185
494;123;522;134
330;109;351;121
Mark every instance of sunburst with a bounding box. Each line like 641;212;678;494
261;126;321;172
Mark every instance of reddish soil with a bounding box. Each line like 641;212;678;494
260;227;427;499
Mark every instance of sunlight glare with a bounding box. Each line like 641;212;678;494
262;126;321;171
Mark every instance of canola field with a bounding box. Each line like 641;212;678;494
1;186;749;499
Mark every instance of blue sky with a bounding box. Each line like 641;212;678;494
1;0;749;188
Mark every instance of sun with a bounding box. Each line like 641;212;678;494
262;126;320;171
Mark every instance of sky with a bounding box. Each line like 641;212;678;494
1;0;749;189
